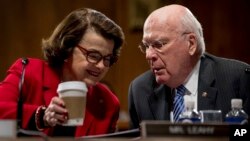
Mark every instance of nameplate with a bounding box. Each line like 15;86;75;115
141;120;234;138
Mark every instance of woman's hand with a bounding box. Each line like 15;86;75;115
44;97;68;127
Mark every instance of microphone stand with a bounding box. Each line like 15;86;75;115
17;58;28;135
16;58;48;141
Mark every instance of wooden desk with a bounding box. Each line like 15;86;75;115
2;121;249;141
0;137;229;141
117;120;129;131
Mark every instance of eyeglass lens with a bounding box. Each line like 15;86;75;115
139;41;166;53
77;45;117;67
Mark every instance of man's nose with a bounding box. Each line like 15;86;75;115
146;47;157;61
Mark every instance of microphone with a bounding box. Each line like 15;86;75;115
17;57;29;134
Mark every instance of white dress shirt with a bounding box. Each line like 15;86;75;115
183;60;201;110
170;61;200;122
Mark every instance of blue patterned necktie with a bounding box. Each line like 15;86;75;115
173;85;186;122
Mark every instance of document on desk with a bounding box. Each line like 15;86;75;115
0;120;16;138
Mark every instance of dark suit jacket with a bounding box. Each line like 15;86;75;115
0;58;120;137
128;53;250;129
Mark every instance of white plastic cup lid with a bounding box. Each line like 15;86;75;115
57;81;88;93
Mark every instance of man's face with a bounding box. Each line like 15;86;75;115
142;17;193;88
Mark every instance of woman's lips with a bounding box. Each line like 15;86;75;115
87;70;100;77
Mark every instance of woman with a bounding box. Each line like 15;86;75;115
0;8;124;137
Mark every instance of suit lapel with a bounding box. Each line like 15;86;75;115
147;84;172;120
198;55;218;110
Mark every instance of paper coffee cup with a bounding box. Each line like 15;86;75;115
57;81;88;126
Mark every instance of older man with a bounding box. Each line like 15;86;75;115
128;4;250;129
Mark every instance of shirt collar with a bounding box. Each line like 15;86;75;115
183;60;200;96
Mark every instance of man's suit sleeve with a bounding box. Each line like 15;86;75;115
128;81;140;129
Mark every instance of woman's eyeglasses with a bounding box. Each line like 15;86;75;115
76;45;117;67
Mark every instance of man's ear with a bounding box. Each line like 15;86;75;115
187;33;197;55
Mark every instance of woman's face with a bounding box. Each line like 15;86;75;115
63;29;114;86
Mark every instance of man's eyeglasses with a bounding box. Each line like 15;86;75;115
138;41;167;53
138;32;192;53
76;45;117;67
